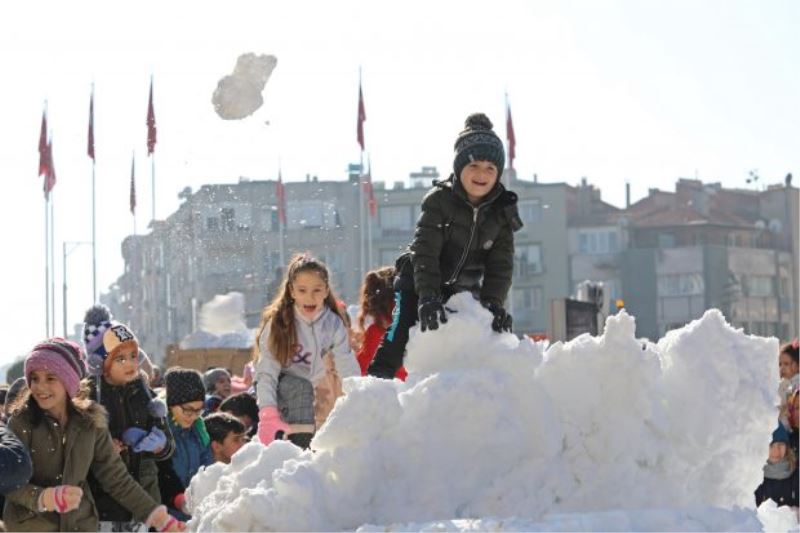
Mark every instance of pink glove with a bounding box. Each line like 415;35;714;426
146;504;186;532
258;406;290;445
39;485;83;513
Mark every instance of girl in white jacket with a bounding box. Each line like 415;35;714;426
254;253;359;446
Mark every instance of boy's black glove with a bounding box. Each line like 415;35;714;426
483;301;513;333
418;296;447;332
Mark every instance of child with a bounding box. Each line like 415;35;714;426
755;425;799;508
219;392;259;438
778;339;799;456
0;419;32;517
368;113;523;378
204;412;247;464
3;339;182;532
202;367;232;415
356;266;407;380
254;253;360;447
157;368;213;521
81;305;175;530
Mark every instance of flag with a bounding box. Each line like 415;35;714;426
506;102;516;170
43;137;56;199
364;158;376;217
356;82;366;151
276;172;286;225
38;109;48;177
130;155;136;214
88;89;95;160
147;78;157;155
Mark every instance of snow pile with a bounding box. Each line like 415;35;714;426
187;294;783;531
180;292;253;349
212;53;277;120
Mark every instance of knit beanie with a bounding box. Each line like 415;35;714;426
772;424;790;444
203;368;231;394
452;113;505;180
82;304;139;376
24;338;87;398
165;368;206;406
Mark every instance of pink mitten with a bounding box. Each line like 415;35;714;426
146;504;185;532
39;485;83;513
257;406;290;445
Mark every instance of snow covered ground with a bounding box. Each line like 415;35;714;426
186;294;798;532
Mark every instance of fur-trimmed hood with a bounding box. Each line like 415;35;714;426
10;394;108;431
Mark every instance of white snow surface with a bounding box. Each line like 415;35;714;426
187;293;789;532
180;292;254;349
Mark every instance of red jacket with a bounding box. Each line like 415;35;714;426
357;322;407;381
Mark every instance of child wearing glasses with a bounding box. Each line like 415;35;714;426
157;368;213;521
80;304;175;532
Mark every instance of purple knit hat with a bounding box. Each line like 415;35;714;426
25;338;87;398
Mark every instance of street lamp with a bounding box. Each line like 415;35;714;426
63;241;92;338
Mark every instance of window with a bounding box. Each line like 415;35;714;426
658;233;676;248
578;229;619;254
206;217;219;231
221;208;236;231
513;286;543;311
519;199;542;224
657;273;704;296
286;200;338;230
380;205;413;231
515;244;543;275
743;275;773;297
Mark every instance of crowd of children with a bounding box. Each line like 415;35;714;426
3;111;796;528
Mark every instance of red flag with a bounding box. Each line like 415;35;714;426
43;137;56;199
38;109;48;177
88;90;95;160
130;155;136;214
364;159;376;217
276;172;286;225
356;82;366;151
147;78;157;155
506;102;516;170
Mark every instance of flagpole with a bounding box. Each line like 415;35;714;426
44;197;50;336
50;192;56;334
366;155;373;268
151;156;156;224
90;84;97;303
505;91;515;316
278;166;285;268
357;68;365;279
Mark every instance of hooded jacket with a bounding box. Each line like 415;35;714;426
3;399;161;532
401;175;522;305
255;306;359;409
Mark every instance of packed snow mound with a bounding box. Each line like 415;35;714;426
180;292;253;348
212;53;277;120
187;294;781;531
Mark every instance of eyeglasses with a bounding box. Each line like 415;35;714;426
179;405;203;417
111;353;139;366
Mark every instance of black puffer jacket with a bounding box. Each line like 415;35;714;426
83;373;174;522
400;175;522;305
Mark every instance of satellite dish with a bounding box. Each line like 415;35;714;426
754;220;766;230
768;218;783;234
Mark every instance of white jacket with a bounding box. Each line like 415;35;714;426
255;306;359;408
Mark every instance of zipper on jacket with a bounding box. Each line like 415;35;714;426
446;206;479;285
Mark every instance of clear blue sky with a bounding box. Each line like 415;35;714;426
0;0;797;373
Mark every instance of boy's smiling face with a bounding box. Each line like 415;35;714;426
459;160;498;205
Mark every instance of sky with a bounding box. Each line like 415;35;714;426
185;295;787;531
0;0;797;371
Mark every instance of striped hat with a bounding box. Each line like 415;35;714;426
83;304;139;375
25;338;87;398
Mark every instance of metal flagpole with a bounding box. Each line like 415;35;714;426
359;151;365;277
50;193;56;334
45;198;50;336
151;156;156;223
366;155;373;268
91;83;97;303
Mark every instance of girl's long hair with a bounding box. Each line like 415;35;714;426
357;266;396;332
10;388;91;427
254;253;346;367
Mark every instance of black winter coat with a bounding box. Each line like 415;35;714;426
401;175;522;305
83;374;174;522
754;467;799;508
0;422;33;513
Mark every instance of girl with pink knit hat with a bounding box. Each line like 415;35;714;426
2;338;184;532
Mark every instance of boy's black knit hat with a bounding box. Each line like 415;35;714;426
165;367;206;406
453;113;505;180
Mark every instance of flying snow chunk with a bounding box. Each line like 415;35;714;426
212;53;277;120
